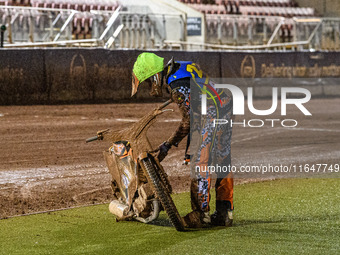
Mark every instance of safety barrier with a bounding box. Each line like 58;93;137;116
0;49;340;105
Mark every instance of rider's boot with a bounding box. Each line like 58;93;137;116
182;210;211;228
210;200;233;227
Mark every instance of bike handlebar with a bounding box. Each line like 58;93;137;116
158;99;172;110
85;101;172;144
86;136;98;143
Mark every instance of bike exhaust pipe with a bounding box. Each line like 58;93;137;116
109;200;130;219
135;199;160;224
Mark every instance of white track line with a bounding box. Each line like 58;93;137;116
232;126;340;145
232;129;285;144
115;118;181;123
0;203;107;220
72;187;111;203
254;144;312;155
115;118;138;122
283;127;340;133
232;129;272;139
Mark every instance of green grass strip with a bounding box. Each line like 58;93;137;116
1;178;339;255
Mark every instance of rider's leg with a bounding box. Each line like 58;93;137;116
183;113;213;228
210;104;234;226
216;154;233;209
190;172;211;213
212;154;234;227
182;172;212;228
215;174;234;211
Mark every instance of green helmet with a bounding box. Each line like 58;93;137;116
131;53;164;96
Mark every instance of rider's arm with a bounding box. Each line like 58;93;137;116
166;79;190;147
167;101;190;147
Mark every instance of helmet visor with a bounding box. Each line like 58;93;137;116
131;72;140;97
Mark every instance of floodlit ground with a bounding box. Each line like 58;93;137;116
1;178;339;255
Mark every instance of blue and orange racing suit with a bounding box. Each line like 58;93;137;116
165;61;234;214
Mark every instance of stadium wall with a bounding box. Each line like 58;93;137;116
1;49;340;105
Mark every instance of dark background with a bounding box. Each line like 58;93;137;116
1;49;340;105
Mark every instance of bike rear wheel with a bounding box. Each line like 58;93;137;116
142;157;185;231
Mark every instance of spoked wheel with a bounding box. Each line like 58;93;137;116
141;157;185;231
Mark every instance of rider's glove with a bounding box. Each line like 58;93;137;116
158;141;172;162
183;154;190;165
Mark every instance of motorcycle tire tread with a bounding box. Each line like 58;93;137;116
142;157;185;231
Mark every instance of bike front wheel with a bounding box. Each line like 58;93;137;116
141;157;185;231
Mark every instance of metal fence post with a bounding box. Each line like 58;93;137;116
293;20;297;42
248;17;253;44
233;19;238;45
29;10;34;42
150;21;155;48
336;21;340;49
7;11;12;43
1;25;6;47
92;15;98;39
263;18;267;44
217;16;222;44
48;12;53;41
162;14;167;43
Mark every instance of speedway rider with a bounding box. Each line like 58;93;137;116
131;53;234;228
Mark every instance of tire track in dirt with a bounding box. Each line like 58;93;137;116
0;155;191;218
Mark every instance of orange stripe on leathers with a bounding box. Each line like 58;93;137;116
216;172;234;209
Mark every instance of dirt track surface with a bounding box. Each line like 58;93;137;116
0;99;339;218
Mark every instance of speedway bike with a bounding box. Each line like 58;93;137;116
86;100;184;231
